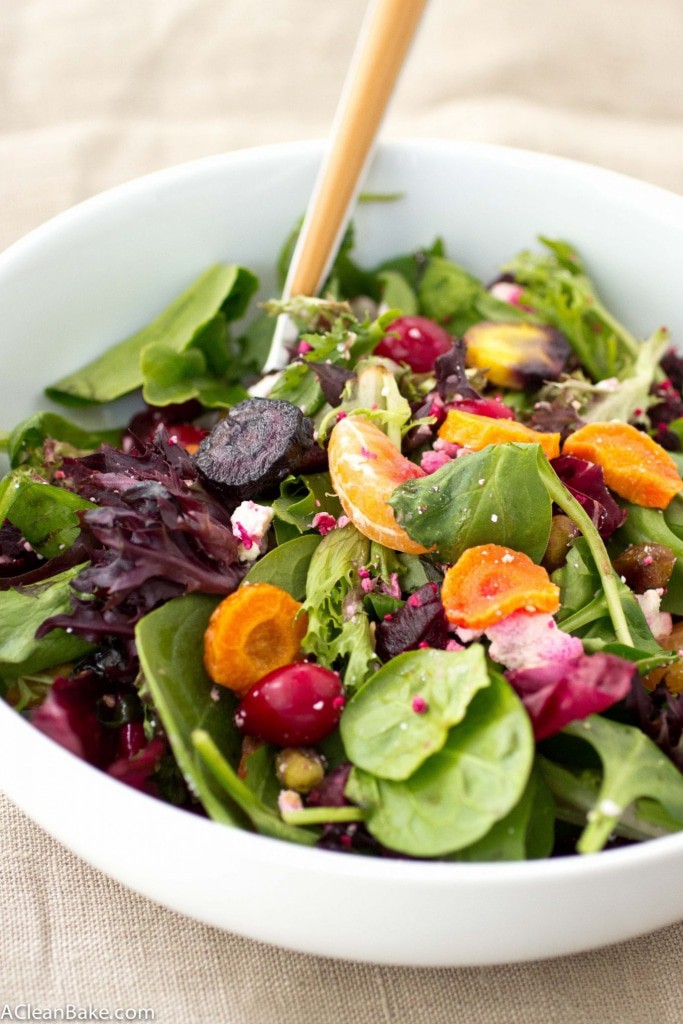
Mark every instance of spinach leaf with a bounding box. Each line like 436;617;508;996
7;412;122;468
616;503;683;614
553;537;599;622
271;473;342;534
47;264;258;406
0;470;93;557
136;594;246;826
391;442;552;563
244;534;322;600
341;645;491;781
503;238;640;381
0;566;94;677
345;673;534;857
139;313;248;409
447;761;555;861
192;730;319;846
563;714;683;853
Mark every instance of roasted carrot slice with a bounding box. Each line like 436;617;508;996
438;409;560;460
563;421;683;509
441;544;560;630
328;416;429;554
204;583;307;694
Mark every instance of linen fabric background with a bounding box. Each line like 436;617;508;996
1;0;683;1020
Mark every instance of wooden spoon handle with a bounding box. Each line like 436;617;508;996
284;0;428;301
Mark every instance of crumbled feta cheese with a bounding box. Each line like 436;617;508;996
635;588;673;642
230;500;274;562
486;611;583;671
278;790;303;815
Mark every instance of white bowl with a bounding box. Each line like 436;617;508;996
1;140;683;967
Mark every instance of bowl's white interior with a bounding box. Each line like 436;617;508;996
1;140;683;967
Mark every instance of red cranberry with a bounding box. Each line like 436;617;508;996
234;663;345;746
375;316;453;373
451;397;516;420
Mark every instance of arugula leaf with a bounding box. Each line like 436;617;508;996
0;470;93;558
503;238;640;381
47;264;258;406
582;328;669;424
0;566;94;677
447;761;555;861
540;757;683;842
391;443;552;563
136;594;247;826
561;715;683;852
7;412;122;469
243;533;322;601
341;645;491;781
192;730;319;846
346;673;533;857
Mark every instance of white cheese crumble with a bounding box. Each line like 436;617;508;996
230;500;275;562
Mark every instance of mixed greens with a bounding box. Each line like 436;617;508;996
3;223;683;862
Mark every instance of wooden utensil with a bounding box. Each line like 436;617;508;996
264;0;429;371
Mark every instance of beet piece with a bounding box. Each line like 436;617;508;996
375;583;449;661
193;398;316;501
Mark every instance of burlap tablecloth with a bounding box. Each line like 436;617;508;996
2;1;683;1019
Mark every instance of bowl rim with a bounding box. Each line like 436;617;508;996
2;135;683;888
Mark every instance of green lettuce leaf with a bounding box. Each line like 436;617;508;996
47;264;258;405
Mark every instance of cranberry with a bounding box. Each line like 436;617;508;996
451;397;516;420
375;316;453;373
234;663;345;746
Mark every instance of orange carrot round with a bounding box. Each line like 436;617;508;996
441;544;560;630
563;421;683;509
204;583;307;694
438;409;560;460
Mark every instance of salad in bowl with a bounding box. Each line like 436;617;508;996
3;218;683;865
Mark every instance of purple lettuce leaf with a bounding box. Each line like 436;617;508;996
307;361;356;407
375;583;449;661
550;454;626;540
37;429;245;640
434;341;480;402
627;676;683;771
506;652;636;741
0;521;43;577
